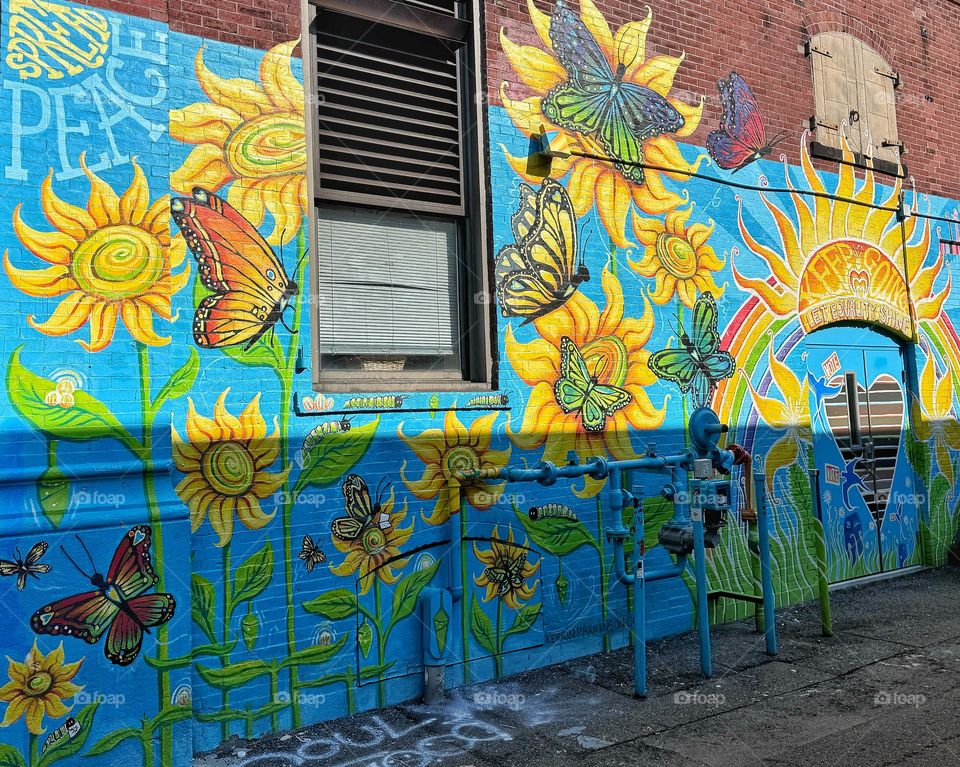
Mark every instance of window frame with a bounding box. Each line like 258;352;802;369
806;32;905;176
302;0;493;392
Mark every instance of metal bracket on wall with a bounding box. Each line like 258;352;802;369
802;40;833;57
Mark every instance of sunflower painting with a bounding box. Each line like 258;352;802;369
170;40;307;245
173;390;290;547
0;641;83;736
3;156;189;352
500;0;703;245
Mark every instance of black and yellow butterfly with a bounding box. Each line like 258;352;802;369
554;337;632;432
331;475;392;543
298;536;326;572
0;541;51;591
483;552;529;597
495;179;588;324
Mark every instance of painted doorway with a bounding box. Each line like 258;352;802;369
806;325;921;582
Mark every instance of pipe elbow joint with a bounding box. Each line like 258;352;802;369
586;455;609;480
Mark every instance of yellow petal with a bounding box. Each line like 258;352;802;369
260;39;303;113
526;0;552;48
79;302;119;352
27;292;94;338
595;172;634;248
119;162;150;226
80;153;120;227
500;29;565;90
196;47;271;120
41;172;95;241
637;54;683;97
170;102;241;147
12;205;78;265
615;10;651;75
171;144;233;195
121;301;170;347
4;256;74;297
767;346;804;408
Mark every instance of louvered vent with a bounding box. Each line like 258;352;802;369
316;8;466;215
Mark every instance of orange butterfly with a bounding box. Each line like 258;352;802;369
171;188;299;349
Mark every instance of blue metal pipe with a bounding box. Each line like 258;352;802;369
633;487;646;697
691;481;713;678
753;472;778;655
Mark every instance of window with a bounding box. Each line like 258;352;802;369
305;0;491;389
806;32;902;171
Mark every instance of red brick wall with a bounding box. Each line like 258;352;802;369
74;0;300;49
75;0;960;199
485;0;960;201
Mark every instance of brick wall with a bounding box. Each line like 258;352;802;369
485;0;960;200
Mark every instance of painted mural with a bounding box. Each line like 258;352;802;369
0;0;958;764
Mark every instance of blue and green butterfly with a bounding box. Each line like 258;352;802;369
554;336;632;432
648;292;735;408
542;0;685;184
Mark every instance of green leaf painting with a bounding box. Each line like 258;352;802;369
513;504;598;555
295;417;380;493
302;589;359;620
229;543;274;615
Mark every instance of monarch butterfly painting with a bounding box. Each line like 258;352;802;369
171;188;298;350
496;180;588;323
298;536;326;572
31;526;175;666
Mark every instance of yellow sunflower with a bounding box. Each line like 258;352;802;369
910;355;960;488
330;487;413;594
0;641;83;735
506;268;663;497
171;40;306;245
500;0;703;246
744;346;811;491
631;205;725;307
4;156;189;352
173;389;290;547
474;526;539;610
399;411;512;525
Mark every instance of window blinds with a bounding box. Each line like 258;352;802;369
316;207;460;357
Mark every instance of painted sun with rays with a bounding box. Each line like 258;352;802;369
731;131;949;337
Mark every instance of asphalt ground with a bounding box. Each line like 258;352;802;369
198;567;960;767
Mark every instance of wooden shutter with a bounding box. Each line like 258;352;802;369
810;32;864;154
859;46;900;166
314;3;468;216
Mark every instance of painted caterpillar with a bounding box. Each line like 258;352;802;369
467;394;509;407
528;504;578;521
302;418;351;453
343;396;406;409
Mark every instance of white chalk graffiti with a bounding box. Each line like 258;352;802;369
232;713;511;767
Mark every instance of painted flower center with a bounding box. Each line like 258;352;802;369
71;225;163;301
444;445;480;478
579;336;630;388
26;671;53;697
225;114;306;179
655;232;698;279
202;441;255;497
362;526;386;555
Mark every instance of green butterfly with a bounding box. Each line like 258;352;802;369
554;337;632;432
542;0;685;184
648;292;735;408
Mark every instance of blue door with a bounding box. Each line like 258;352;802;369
806;326;920;582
